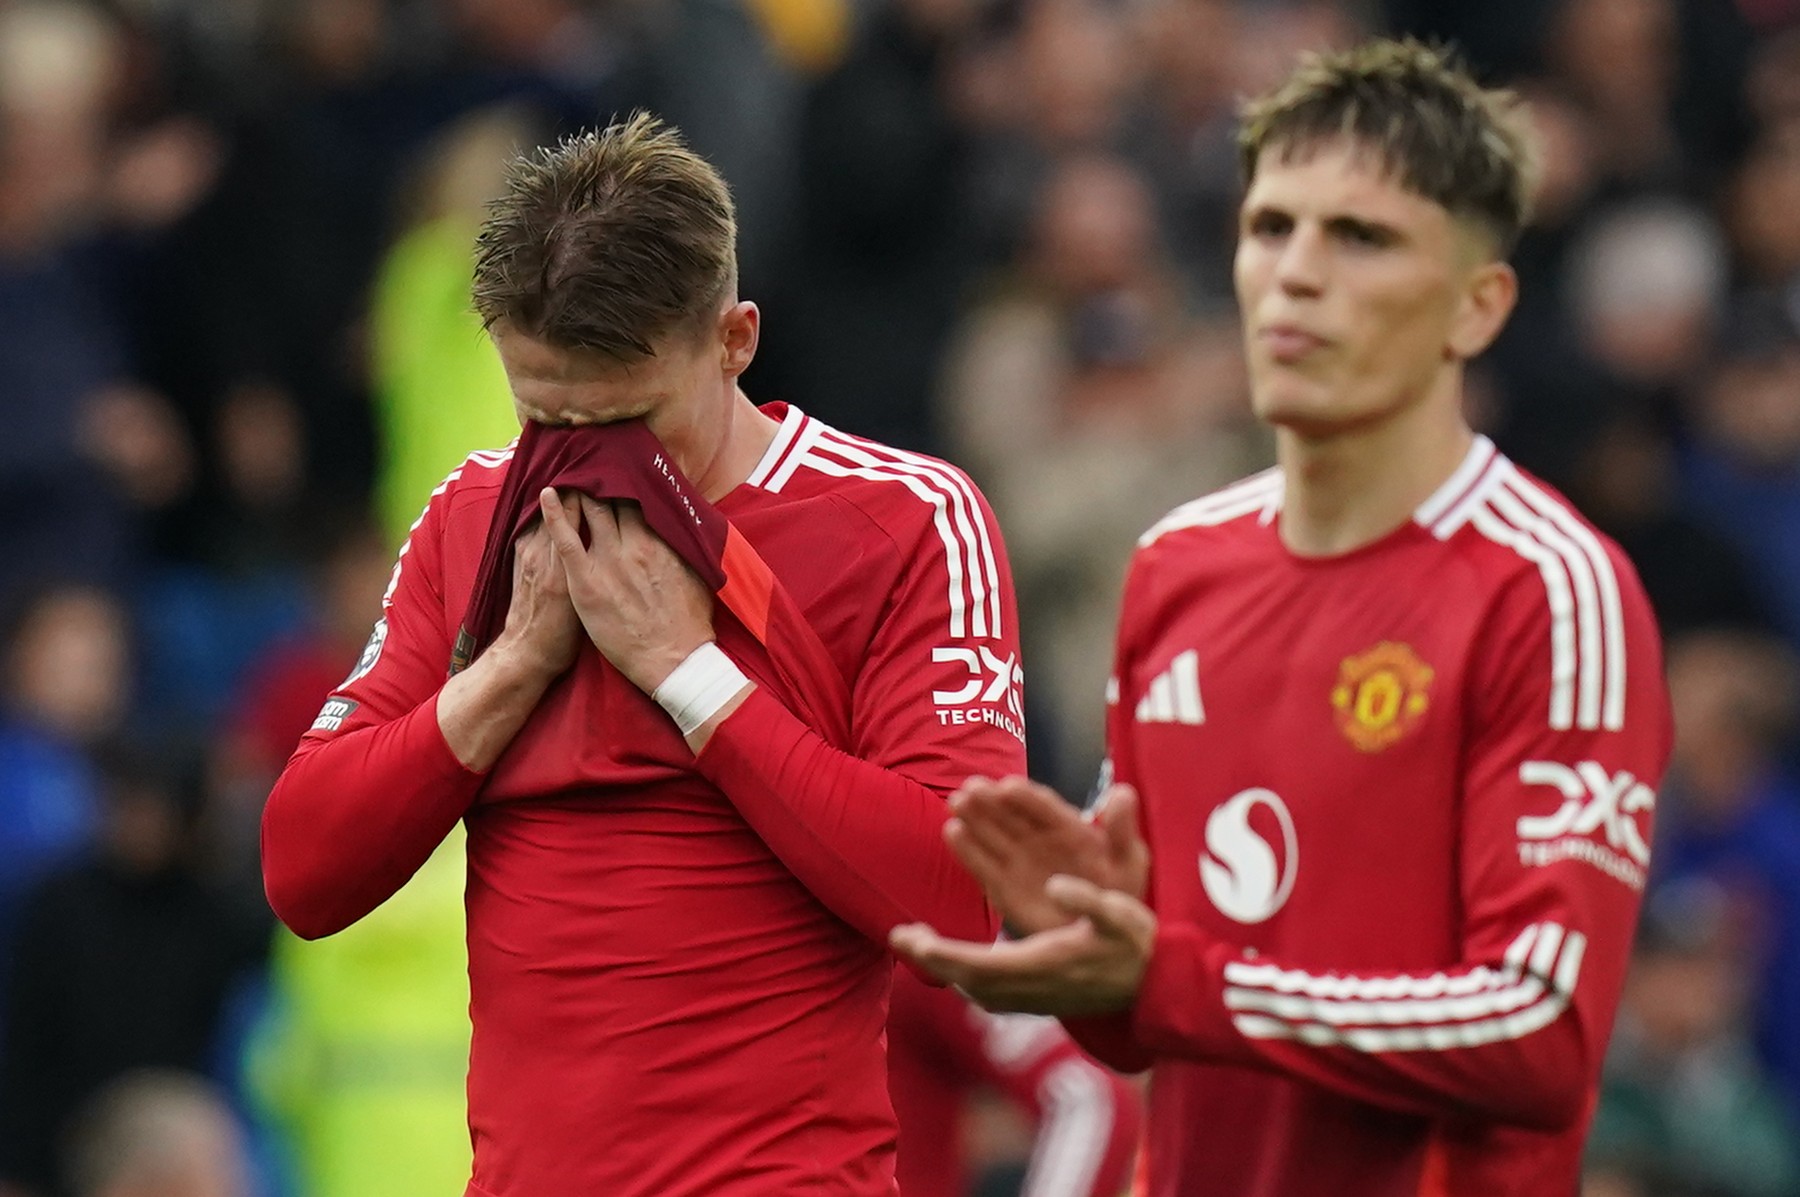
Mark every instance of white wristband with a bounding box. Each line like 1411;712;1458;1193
651;642;750;737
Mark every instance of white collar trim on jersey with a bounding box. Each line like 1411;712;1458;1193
744;404;809;490
1412;435;1498;528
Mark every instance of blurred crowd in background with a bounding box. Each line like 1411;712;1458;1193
2;0;1800;1193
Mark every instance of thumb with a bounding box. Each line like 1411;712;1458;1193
1098;784;1150;897
1046;873;1151;945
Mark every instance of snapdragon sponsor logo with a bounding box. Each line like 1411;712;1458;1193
1200;787;1299;924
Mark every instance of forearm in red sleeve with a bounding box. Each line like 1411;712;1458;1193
695;685;997;945
1126;917;1601;1131
262;693;483;940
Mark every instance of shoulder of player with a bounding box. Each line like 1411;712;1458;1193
1133;467;1285;557
1429;455;1642;608
1438;455;1660;732
759;415;996;546
413;441;519;529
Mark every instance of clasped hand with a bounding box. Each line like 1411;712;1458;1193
889;776;1158;1017
537;487;716;694
490;487;715;695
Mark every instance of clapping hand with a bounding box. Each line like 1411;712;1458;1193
889;777;1157;1017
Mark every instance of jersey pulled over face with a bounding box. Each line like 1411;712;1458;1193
1234;141;1509;437
1109;436;1672;1197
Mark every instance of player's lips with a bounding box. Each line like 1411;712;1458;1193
1259;324;1329;363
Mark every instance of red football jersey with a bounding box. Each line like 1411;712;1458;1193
1071;437;1672;1197
262;405;1026;1196
888;968;1141;1197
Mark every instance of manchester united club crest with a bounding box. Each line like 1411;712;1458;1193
1331;642;1434;752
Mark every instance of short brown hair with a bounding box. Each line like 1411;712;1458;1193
472;113;737;361
1238;39;1537;254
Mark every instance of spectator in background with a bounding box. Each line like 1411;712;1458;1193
211;517;393;901
756;0;989;452
1543;0;1752;194
961;0;1143;272
0;745;266;1197
1727;122;1800;327
1564;199;1725;424
941;151;1262;792
1680;305;1800;644
1653;631;1800;1114
0;2;193;605
1482;80;1609;479
1570;414;1774;639
0;586;130;989
61;1071;251;1197
1133;0;1359;310
369;105;537;544
1586;881;1800;1197
247;824;471;1197
1501;197;1726;490
442;0;654;132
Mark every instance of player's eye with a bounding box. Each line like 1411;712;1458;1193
1333;220;1394;248
1247;211;1293;239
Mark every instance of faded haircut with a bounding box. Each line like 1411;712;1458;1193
472;113;738;361
1238;38;1538;255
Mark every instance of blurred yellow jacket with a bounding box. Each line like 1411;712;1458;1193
248;829;471;1197
370;218;519;545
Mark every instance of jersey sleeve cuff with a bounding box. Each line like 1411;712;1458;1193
1130;921;1246;1062
691;684;789;775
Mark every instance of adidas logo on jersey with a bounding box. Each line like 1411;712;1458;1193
1136;650;1205;725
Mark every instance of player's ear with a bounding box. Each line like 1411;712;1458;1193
1445;253;1517;363
719;301;759;379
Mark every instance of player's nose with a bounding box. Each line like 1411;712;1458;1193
1272;223;1327;297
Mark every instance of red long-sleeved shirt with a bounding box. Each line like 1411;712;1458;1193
1069;440;1672;1196
263;406;1024;1196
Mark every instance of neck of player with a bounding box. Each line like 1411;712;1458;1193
659;387;780;502
1274;380;1474;558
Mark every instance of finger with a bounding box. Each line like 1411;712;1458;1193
1098;784;1146;854
612;500;647;534
889;925;979;989
888;922;938;958
613;502;690;574
992;778;1083;834
1045;874;1152;942
538;488;586;559
953;784;1055;850
944;818;1012;888
578;493;621;551
891;932;1018;992
946;775;995;811
947;793;1041;861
